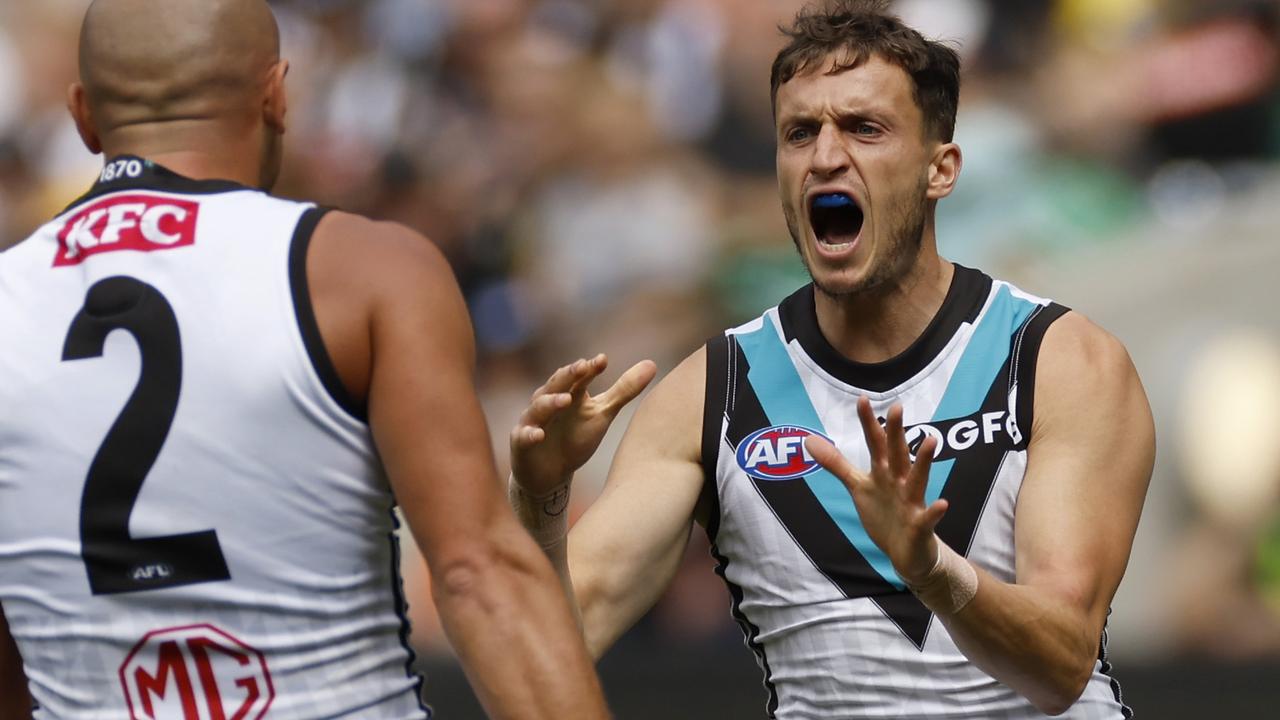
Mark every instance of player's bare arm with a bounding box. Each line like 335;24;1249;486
508;354;656;614
810;312;1154;715
309;211;609;720
0;604;32;720
511;350;707;657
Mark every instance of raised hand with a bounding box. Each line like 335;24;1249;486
510;354;658;496
805;397;948;586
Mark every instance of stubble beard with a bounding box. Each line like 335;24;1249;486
786;181;929;301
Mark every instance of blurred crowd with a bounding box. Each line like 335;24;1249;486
4;0;1280;666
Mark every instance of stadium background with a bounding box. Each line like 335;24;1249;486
3;0;1280;716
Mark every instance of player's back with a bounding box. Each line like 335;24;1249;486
0;158;427;719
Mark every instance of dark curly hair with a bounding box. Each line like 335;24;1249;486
770;0;961;142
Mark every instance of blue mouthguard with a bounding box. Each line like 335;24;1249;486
813;193;855;209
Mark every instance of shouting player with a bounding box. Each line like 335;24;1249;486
508;1;1155;717
0;0;609;717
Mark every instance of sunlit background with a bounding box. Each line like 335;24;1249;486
3;0;1280;716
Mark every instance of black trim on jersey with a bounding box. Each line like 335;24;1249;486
701;335;731;542
1010;302;1071;446
709;540;780;718
386;507;432;717
776;264;992;392
709;337;780;717
63;155;256;214
288;207;369;423
1097;616;1134;718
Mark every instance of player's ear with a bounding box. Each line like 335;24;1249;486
926;142;961;200
263;60;289;134
67;83;102;155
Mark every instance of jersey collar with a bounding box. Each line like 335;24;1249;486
64;156;257;214
776;264;992;392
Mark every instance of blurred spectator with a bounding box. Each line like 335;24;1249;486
1170;330;1280;659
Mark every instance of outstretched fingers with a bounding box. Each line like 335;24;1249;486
597;360;658;416
569;354;609;396
856;398;939;509
534;355;608;400
511;392;573;448
902;437;947;536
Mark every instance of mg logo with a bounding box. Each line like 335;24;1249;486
119;624;274;720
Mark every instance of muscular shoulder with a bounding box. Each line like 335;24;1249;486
305;211;469;404
1031;311;1151;444
1016;314;1154;615
311;211;465;333
311;211;453;296
1039;311;1131;374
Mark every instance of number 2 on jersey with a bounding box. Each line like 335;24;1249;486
63;276;230;595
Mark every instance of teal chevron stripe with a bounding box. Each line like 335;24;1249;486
924;285;1038;503
736;316;903;589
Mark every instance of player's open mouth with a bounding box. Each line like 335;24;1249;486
809;193;863;250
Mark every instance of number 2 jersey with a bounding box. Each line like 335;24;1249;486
701;267;1131;719
0;159;428;718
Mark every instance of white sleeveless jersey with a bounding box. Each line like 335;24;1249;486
0;158;428;719
700;266;1131;719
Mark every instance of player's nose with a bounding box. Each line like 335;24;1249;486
810;124;851;178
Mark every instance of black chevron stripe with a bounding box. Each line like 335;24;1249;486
726;341;1019;649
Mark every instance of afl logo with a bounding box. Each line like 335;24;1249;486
736;425;831;481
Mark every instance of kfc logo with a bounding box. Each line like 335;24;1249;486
55;194;198;267
119;624;274;720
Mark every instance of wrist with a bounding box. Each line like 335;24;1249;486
904;538;978;615
507;474;572;551
898;538;942;588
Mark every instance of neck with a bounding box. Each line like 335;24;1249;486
814;249;953;365
101;121;264;188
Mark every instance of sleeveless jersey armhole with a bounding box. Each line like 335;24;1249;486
700;334;731;542
1011;302;1070;446
288;206;369;423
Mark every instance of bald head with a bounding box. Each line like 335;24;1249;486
70;0;289;188
79;0;279;126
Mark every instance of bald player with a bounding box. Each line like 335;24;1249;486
0;1;608;718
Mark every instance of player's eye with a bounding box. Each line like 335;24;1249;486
786;126;815;143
